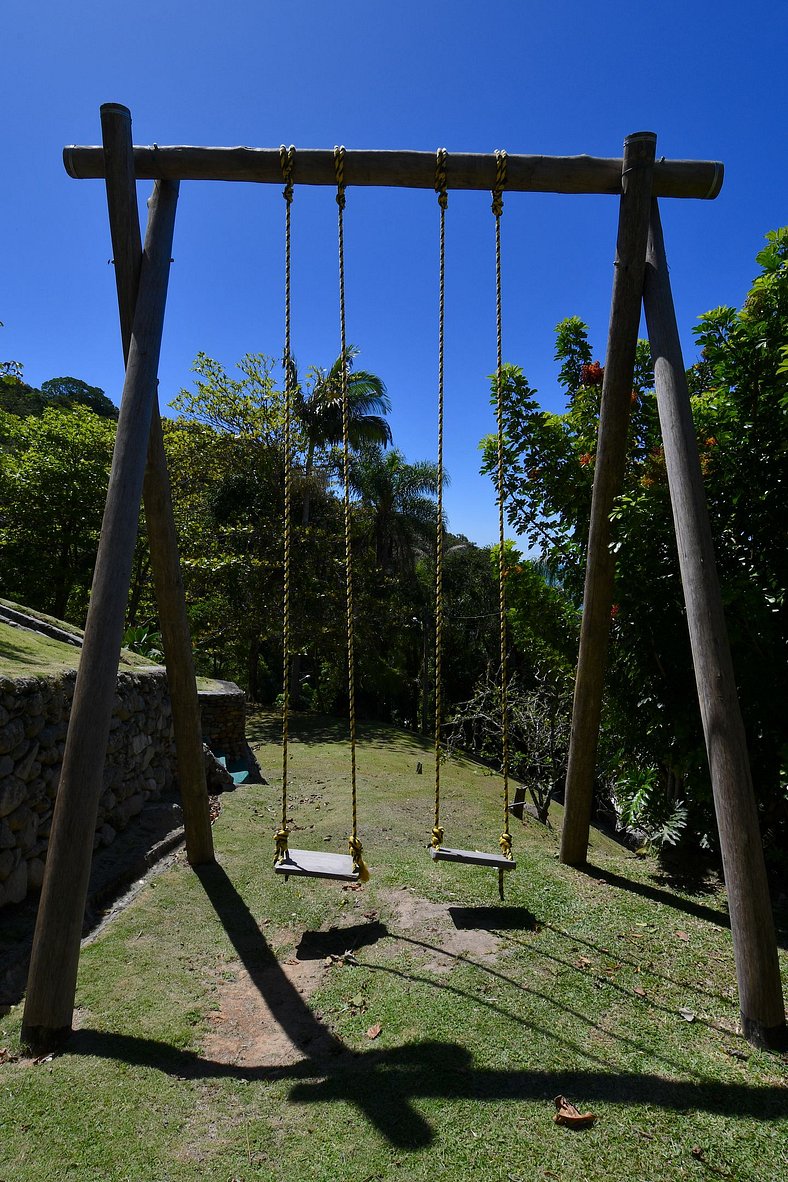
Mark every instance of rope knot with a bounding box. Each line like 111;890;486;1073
348;834;370;882
499;831;513;860
430;825;444;850
280;144;295;204
274;827;290;866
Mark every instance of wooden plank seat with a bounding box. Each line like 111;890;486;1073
430;846;516;870
274;848;361;881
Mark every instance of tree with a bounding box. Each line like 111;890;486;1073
481;229;788;866
350;444;440;575
0;406;116;620
40;377;118;420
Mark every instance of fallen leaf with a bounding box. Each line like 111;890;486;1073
576;956;592;969
634;986;647;998
285;957;299;966
553;1095;596;1128
675;930;690;942
678;1007;696;1022
365;1023;382;1040
691;1146;704;1160
350;994;365;1008
363;910;378;920
726;1048;749;1061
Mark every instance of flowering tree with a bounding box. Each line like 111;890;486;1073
481;230;788;864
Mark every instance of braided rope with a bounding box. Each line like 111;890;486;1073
492;150;513;875
276;144;296;866
432;148;448;850
334;147;369;882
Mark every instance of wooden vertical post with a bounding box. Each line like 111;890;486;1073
21;178;180;1052
643;200;786;1049
560;132;656;865
101;103;214;866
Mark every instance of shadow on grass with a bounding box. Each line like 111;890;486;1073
246;711;428;754
449;906;538;932
296;921;390;960
66;863;788;1150
580;863;734;931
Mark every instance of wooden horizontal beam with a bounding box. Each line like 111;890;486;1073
64;142;724;200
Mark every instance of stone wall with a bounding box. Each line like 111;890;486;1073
198;679;247;761
0;669;176;909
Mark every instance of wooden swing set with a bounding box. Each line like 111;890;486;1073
20;104;786;1053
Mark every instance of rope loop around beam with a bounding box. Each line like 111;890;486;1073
334;145;346;210
280;144;295;204
435;148;448;210
491;148;507;216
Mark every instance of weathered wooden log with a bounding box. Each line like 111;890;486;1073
63;143;723;200
560;132;657;866
21;179;179;1052
643;199;786;1050
101;102;214;867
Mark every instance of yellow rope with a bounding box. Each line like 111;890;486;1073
492;149;513;893
334;146;369;883
276;144;296;866
431;148;448;851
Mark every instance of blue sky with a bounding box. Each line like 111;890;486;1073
3;1;786;546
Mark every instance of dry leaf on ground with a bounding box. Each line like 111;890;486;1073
553;1095;596;1128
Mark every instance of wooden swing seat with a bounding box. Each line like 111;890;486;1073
274;848;361;881
430;846;516;871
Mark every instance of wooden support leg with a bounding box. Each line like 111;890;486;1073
101;103;214;866
560;132;656;866
643;200;786;1049
21;178;179;1052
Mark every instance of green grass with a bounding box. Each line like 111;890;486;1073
0;601;226;687
1;711;786;1181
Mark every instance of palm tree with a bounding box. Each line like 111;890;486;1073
350;445;444;575
285;348;391;704
291;346;392;524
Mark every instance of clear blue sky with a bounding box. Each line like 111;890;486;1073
3;1;786;546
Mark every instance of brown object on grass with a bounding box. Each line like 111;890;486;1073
553;1095;597;1128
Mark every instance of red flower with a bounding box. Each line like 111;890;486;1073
610;603;620;619
579;453;593;467
580;361;605;386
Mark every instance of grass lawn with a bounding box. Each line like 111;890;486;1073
1;711;786;1181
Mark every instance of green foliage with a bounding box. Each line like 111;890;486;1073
350;444;440;575
482;232;788;867
40;376;118;419
0;367;117;420
122;625;164;661
0;405;116;620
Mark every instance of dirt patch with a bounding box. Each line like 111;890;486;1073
202;890;508;1066
203;952;336;1069
382;888;502;974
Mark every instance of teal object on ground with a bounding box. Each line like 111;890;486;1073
215;752;251;785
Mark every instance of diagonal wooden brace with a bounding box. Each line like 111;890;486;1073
100;102;214;869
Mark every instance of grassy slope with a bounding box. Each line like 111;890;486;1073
1;712;786;1182
0;608;222;687
0;619;155;678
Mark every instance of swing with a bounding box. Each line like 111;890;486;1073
428;150;516;885
274;146;369;884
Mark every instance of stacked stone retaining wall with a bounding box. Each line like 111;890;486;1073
198;680;248;761
0;669;177;909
